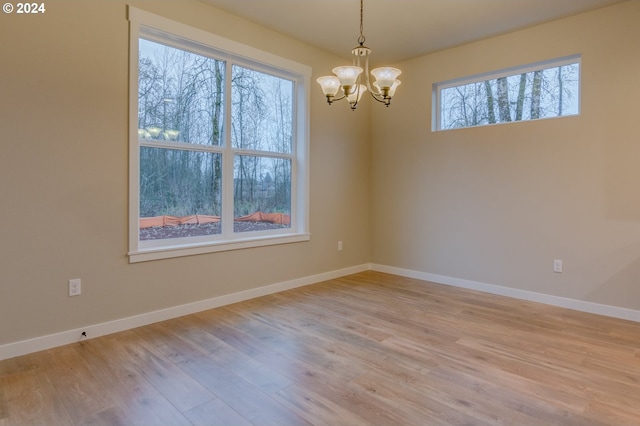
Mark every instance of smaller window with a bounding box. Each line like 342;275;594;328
434;55;580;131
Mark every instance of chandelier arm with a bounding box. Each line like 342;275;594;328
367;91;388;104
350;83;362;110
331;95;347;102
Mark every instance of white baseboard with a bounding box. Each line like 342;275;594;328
371;263;640;323
0;263;371;361
5;262;637;361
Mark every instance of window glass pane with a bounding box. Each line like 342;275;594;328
438;60;580;130
234;155;291;233
140;147;222;240
138;38;225;146
231;65;293;153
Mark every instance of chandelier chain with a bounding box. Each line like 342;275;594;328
358;0;365;46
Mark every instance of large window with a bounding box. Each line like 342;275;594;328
434;55;580;131
128;8;310;262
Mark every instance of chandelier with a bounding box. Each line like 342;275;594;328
316;0;401;110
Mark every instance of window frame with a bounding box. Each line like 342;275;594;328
433;54;581;131
128;6;310;263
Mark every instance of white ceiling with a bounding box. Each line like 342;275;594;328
200;0;625;65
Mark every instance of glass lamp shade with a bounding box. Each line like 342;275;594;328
332;66;363;87
165;130;180;141
316;76;342;96
146;127;162;138
388;80;401;97
370;67;402;89
347;84;367;104
374;79;402;97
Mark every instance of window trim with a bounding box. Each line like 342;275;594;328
127;6;310;263
433;54;581;132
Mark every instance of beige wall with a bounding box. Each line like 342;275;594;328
372;1;640;309
2;0;639;349
0;0;371;346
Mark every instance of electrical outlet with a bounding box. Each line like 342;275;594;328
69;278;82;296
338;241;343;251
553;259;563;273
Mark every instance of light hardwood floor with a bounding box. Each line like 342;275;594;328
1;271;640;425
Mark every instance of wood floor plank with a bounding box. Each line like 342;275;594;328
135;320;310;425
272;383;372;426
1;271;640;425
347;368;502;425
41;345;114;425
176;314;293;394
120;329;216;413
582;400;640;426
78;406;132;426
1;369;73;425
247;338;416;425
76;336;192;426
0;353;44;380
183;398;253;426
0;381;7;423
173;350;311;426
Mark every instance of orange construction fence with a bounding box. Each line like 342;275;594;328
235;212;290;225
140;212;290;229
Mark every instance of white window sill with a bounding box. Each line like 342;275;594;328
129;232;310;263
